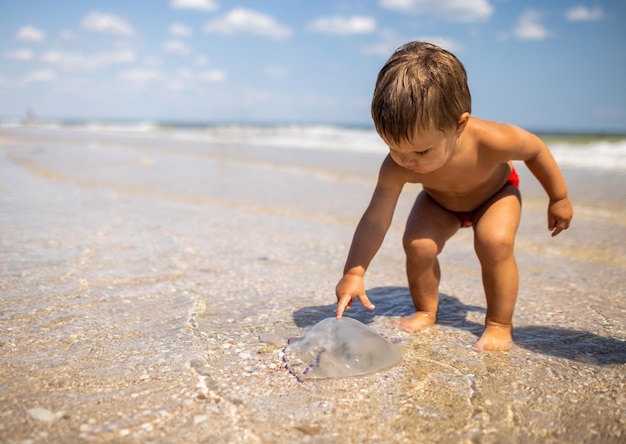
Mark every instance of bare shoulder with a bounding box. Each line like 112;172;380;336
467;117;544;160
378;154;410;185
468;117;524;146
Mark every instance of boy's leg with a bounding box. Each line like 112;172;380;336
472;185;521;351
394;191;459;332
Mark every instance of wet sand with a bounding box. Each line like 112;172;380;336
1;127;625;443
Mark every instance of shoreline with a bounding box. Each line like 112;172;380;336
3;118;626;138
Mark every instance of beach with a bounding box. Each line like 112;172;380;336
1;124;625;443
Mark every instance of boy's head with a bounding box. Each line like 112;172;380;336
372;41;471;145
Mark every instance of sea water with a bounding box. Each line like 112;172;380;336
2;120;626;170
1;122;625;441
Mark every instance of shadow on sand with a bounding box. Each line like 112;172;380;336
293;286;626;366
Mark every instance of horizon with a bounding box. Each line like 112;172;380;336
3;114;626;138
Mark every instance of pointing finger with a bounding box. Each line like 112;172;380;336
336;297;352;319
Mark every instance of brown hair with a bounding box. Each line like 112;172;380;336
371;41;471;144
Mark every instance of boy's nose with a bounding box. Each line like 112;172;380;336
401;153;417;168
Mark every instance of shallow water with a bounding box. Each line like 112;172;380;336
1;127;625;442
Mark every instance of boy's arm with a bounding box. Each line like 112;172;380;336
494;124;573;236
336;155;405;318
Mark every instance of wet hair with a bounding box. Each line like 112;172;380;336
371;41;471;145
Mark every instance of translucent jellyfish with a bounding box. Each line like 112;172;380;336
284;317;402;381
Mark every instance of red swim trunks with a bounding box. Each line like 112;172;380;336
455;168;520;228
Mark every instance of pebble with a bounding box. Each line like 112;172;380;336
27;408;58;422
194;415;208;424
140;423;154;432
296;424;322;435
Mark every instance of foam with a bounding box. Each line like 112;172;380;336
4;121;625;170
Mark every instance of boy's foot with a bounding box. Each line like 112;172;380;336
472;323;512;351
392;312;436;333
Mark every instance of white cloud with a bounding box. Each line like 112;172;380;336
194;55;209;66
176;68;194;79
361;41;398;57
203;8;292;40
166;80;186;91
170;23;193;37
81;12;135;37
380;0;493;23
165;68;226;91
16;25;46;42
60;29;76;40
514;10;550;40
171;0;218;12
41;49;136;71
163;40;192;56
360;29;404;57
118;69;161;88
5;49;34;61
417;37;461;52
242;89;272;106
117;70;159;91
23;69;57;84
307;16;376;35
362;31;461;57
142;55;164;67
198;69;227;82
264;66;289;79
566;6;604;21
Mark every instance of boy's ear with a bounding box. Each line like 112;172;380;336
456;112;470;134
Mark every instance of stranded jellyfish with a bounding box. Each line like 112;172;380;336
284;317;401;381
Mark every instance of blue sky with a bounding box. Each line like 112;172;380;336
1;0;625;132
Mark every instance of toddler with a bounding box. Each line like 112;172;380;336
335;41;573;351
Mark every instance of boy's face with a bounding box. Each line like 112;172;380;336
385;127;457;174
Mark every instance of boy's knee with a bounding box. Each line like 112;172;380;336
474;233;515;263
403;236;440;262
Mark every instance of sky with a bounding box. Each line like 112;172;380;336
1;0;625;132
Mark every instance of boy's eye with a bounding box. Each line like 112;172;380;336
415;150;429;156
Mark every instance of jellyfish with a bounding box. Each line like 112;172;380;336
284;317;401;381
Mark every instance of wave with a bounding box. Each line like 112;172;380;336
548;140;626;171
3;120;625;170
169;124;389;154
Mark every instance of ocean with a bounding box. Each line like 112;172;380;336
2;119;626;170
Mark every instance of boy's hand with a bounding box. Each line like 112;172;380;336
335;274;375;319
548;197;573;237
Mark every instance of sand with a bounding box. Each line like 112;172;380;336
0;126;624;443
